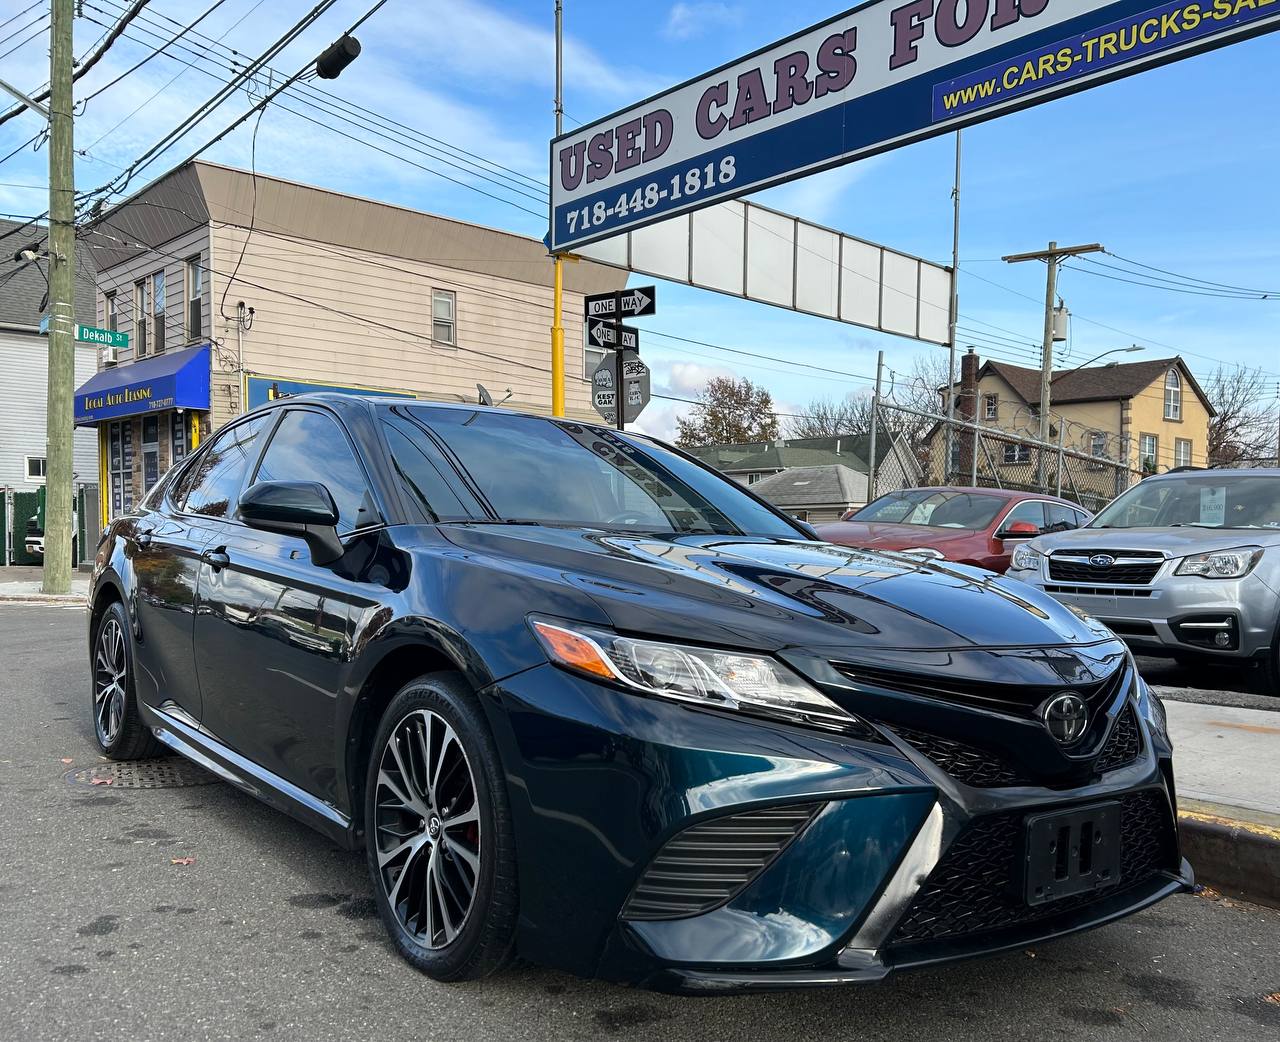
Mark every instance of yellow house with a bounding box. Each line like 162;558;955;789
951;353;1214;475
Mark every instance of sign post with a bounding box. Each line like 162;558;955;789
585;288;656;431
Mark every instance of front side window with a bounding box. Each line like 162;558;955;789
134;279;149;356
1164;368;1182;420
409;408;803;538
179;414;271;519
1174;438;1193;469
151;270;166;354
1001;500;1046;533
432;289;456;345
1140;433;1159;474
851;490;1006;530
252;410;379;533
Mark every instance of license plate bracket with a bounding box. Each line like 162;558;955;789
1023;801;1122;907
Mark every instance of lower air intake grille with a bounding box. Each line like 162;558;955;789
621;803;823;921
1096;706;1142;773
887;790;1174;947
889;725;1029;788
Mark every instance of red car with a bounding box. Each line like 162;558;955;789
815;487;1092;574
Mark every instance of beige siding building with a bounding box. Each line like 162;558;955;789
77;162;626;525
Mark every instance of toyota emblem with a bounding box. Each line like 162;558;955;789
1088;553;1115;568
1041;693;1089;744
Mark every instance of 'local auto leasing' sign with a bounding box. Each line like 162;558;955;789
550;0;1279;252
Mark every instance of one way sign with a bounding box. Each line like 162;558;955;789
583;285;656;320
587;317;639;351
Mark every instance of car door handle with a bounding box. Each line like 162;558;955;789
202;547;230;570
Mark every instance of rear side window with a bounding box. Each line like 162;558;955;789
179;414;271;519
1045;502;1081;533
252;409;379;533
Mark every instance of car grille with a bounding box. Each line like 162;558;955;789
1044;584;1154;598
1047;550;1163;585
887;790;1174;947
1096;706;1142;772
888;726;1029;788
621;803;822;921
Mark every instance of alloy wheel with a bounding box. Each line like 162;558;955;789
93;616;127;747
373;709;481;949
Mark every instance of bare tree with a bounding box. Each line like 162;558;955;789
675;376;780;448
1205;365;1279;467
784;394;873;438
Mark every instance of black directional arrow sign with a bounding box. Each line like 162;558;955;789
587;317;639;351
583;285;656;320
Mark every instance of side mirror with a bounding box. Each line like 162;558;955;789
997;519;1039;541
238;481;344;564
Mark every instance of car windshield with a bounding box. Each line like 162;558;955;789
404;407;805;539
850;490;1005;530
1090;474;1280;529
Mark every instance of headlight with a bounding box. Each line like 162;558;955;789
529;617;862;732
900;547;945;560
1010;543;1043;571
1174;546;1262;579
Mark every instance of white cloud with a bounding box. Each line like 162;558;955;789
663;360;738;396
663;3;744;41
754;158;885;225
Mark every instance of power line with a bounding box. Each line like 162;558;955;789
1102;249;1280;297
1066;258;1278;300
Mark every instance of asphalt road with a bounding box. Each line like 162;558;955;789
2;604;1278;1042
1138;656;1279;712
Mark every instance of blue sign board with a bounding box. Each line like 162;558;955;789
549;0;1280;252
244;375;415;410
74;344;211;426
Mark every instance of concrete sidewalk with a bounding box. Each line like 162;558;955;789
1163;697;1280;905
0;566;89;604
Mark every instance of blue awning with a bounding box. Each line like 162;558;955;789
75;344;211;426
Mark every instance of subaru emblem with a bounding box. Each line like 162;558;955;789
1088;553;1115;568
1041;693;1089;744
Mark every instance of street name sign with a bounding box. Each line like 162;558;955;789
75;324;129;348
550;0;1280;251
583;286;657;320
587;317;640;351
591;350;650;425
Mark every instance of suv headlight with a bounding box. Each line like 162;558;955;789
1174;546;1262;579
529;617;864;732
1010;543;1043;572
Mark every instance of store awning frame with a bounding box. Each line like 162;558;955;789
74;344;211;426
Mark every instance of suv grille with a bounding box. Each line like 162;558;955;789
1047;550;1163;585
621;803;822;920
889;726;1029;788
887;790;1174;946
1096;706;1142;772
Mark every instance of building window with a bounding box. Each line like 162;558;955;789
432;289;456;345
747;473;760;484
151;269;167;354
1002;442;1031;464
170;413;188;464
1140;433;1159;474
1090;432;1108;458
142;415;160;493
25;455;46;482
134;278;149;356
1164;368;1181;420
1174;438;1192;469
185;257;203;341
983;393;999;421
105;291;117;332
107;420;134;517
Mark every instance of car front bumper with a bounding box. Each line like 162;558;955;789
484;663;1190;991
1007;565;1278;660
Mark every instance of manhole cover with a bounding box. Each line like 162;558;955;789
66;759;218;789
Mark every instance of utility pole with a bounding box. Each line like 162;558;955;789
44;0;76;595
549;1;566;417
945;131;961;483
1002;240;1103;485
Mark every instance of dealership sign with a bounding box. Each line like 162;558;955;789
550;0;1280;251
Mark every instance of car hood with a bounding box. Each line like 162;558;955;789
814;522;983;552
1029;525;1280;557
436;525;1114;654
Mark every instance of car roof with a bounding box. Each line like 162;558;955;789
1140;467;1280;480
881;486;1084;505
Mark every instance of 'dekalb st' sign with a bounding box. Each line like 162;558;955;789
550;0;1280;252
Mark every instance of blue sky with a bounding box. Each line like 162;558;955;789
1;0;1277;438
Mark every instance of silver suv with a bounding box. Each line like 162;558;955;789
1006;469;1280;694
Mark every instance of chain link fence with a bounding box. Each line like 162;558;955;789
870;401;1140;512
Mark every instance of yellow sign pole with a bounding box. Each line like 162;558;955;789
551;254;566;416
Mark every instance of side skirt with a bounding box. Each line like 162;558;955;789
141;701;357;850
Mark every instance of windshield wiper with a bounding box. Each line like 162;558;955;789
1169;522;1222;528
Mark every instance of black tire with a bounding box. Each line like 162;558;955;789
364;672;517;981
1257;645;1280;698
91;601;163;760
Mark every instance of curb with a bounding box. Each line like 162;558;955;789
0;594;87;605
1179;808;1280;908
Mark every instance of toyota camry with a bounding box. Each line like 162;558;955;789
87;395;1191;991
